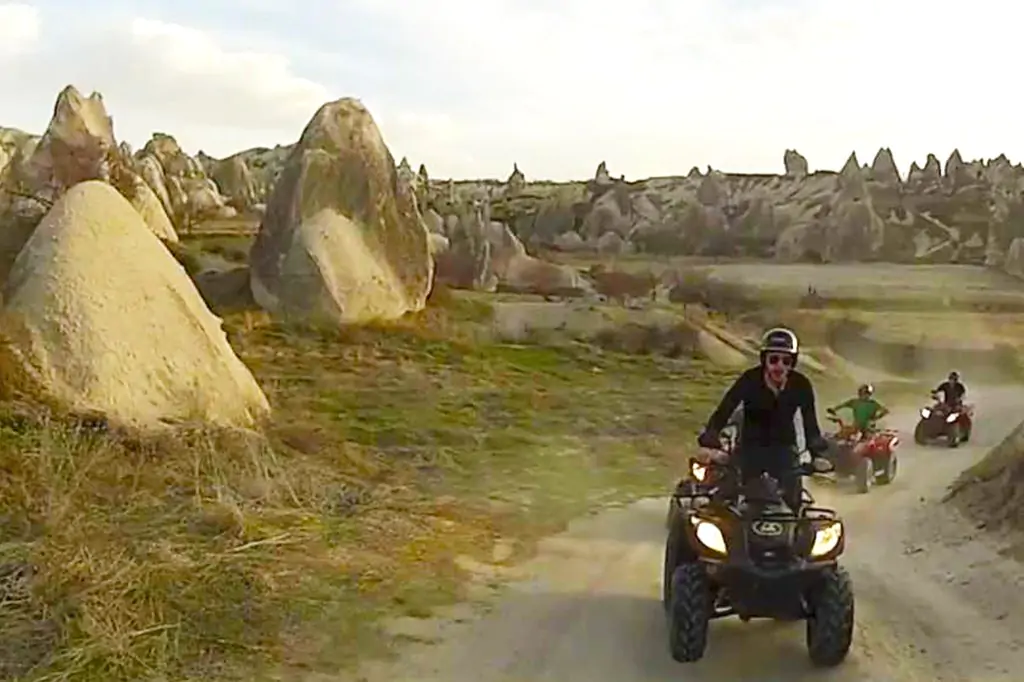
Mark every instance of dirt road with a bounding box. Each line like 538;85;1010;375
354;386;1024;682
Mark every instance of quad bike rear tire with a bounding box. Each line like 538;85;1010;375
876;453;897;485
806;566;855;667
854;457;872;494
668;563;712;663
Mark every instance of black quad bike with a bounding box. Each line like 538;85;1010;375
913;395;974;448
663;444;853;667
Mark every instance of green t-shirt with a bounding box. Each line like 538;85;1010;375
834;397;885;429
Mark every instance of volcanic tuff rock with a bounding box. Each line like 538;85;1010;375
248;98;433;323
135;132;236;228
0;181;269;429
209;154;260;211
391;146;1024;273
434;202;587;294
0;86;179;283
783;149;808;180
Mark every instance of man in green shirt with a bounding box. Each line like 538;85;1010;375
827;384;889;435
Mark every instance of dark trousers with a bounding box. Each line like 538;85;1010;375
736;445;803;510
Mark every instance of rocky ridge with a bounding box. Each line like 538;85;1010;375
231;144;1024;275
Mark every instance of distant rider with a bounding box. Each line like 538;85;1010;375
827;384;889;437
933;371;966;409
697;327;828;511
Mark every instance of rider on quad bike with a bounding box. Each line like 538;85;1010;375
697;327;829;511
933;371;966;408
827;384;889;437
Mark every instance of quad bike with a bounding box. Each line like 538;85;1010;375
822;415;900;494
913;395;973;448
663;442;853;667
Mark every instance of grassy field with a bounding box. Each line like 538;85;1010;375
0;290;733;682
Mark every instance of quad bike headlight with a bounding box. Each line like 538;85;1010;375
920;408;932;419
810;521;843;557
690;515;727;554
690;462;707;482
945;412;959;423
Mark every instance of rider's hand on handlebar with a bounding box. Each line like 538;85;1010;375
696;429;722;450
696;448;730;465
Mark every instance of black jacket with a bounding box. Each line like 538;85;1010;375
704;366;823;451
934;380;966;404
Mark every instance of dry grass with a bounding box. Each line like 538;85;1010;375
0;290;731;681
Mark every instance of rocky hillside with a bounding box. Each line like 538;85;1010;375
216;143;1024;274
7;87;1024;277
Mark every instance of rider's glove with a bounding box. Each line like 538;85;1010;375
697;429;722;450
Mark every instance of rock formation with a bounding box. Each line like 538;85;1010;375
209;154;259;211
0;86;178;283
869;147;901;184
0;181;269;429
136;133;235;229
783;149;808;180
506;163;525;195
435;202;586;294
248;98;433;323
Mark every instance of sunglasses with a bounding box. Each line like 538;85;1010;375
766;353;794;367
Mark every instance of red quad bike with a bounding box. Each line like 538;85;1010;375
822;415;900;494
913;395;974;448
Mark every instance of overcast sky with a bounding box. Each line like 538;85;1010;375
0;0;1015;180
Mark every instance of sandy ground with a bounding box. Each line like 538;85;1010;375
347;385;1024;682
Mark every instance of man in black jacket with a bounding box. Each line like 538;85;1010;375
697;327;828;510
933;371;966;408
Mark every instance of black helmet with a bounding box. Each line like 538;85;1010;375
858;383;873;397
759;327;799;365
949;370;960;381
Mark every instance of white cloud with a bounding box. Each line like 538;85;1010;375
0;3;39;56
0;11;332;156
0;0;1020;179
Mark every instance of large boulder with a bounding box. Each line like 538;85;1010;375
0;181;269;429
249;98;433;323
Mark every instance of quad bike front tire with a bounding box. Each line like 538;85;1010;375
668;563;712;663
662;521;684;610
806;566;855;667
948;423;962;448
876;453;897;485
913;421;927;445
854;457;872;494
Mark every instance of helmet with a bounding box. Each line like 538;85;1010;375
759;327;799;366
858;383;873;397
949;370;960;381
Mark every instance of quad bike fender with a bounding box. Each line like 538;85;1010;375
665;511;699;566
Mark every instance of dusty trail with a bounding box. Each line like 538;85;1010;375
355;386;1024;682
